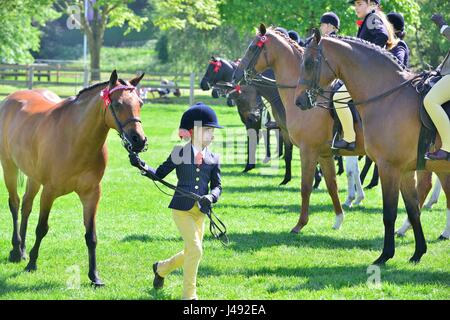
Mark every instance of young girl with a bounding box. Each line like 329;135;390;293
387;12;410;67
424;14;450;161
320;12;340;36
129;102;223;300
333;0;392;150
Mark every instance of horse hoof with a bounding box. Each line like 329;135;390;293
438;235;449;241
25;263;37;272
396;232;406;238
91;280;105;288
279;178;291;185
372;253;393;266
290;227;300;234
332;214;344;230
243;165;256;173
9;250;25;263
263;157;271;164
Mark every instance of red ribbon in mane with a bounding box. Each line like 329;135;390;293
256;35;269;48
356;20;364;27
209;60;222;73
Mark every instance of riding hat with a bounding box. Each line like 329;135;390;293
179;103;224;131
320;12;340;30
387;12;405;32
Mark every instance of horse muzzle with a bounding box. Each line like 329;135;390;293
123;131;148;153
200;78;211;91
295;92;314;111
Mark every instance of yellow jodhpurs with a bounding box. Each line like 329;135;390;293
424;74;450;152
334;84;356;142
156;203;205;300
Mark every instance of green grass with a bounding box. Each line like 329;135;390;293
0;93;448;300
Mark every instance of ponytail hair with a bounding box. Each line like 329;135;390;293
377;11;399;50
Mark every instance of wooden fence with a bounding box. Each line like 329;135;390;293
0;63;198;104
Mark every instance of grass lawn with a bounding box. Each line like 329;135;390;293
0;92;448;300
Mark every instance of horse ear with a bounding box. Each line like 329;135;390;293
259;23;266;35
130;73;145;87
109;70;118;88
314;28;321;43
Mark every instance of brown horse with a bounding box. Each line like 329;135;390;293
295;31;450;264
0;70;147;286
233;24;449;243
234;25;365;232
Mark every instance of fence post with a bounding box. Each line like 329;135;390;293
189;72;195;105
27;65;34;90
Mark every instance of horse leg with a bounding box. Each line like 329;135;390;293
336;156;344;176
278;131;284;158
353;157;365;206
399;171;427;263
424;174;441;209
359;156;372;185
2;159;22;262
343;157;356;208
318;155;344;230
313;166;322;189
19;178;41;260
263;129;271;164
435;173;450;240
77;186;104;286
397;170;432;237
373;162;401;265
366;164;379;189
291;149;318;234
280;142;292;185
243;129;256;172
25;188;55;272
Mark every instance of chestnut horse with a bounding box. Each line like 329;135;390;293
295;31;450;264
0;70;147;286
233;25;449;243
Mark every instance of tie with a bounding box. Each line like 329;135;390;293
195;152;203;167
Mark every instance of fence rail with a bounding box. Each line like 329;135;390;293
0;63;199;104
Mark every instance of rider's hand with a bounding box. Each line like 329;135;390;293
431;14;447;29
129;153;145;169
199;194;214;213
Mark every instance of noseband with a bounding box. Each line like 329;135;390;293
101;85;146;152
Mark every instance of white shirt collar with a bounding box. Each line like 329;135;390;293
191;144;206;157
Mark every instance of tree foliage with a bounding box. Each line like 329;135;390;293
0;0;59;63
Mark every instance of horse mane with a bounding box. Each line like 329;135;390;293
75;79;128;99
267;27;305;55
328;35;407;71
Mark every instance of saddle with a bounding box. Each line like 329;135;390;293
413;71;450;169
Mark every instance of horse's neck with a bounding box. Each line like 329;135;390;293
69;92;109;150
329;40;410;112
270;42;303;121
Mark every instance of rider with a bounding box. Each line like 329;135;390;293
320;12;340;36
424;14;450;161
332;0;392;150
387;12;410;67
129;103;223;300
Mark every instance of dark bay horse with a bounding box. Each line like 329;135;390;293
295;31;450;264
0;70;147;285
233;25;447;240
200;57;295;185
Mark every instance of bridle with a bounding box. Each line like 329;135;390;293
236;34;298;90
101;84;147;152
299;40;418;110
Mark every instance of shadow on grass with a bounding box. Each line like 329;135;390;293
0;272;60;297
199;264;450;292
122;231;386;251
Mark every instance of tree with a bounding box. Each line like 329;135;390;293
152;0;221;31
0;0;59;63
55;0;148;81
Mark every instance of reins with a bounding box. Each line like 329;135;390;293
131;153;229;246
